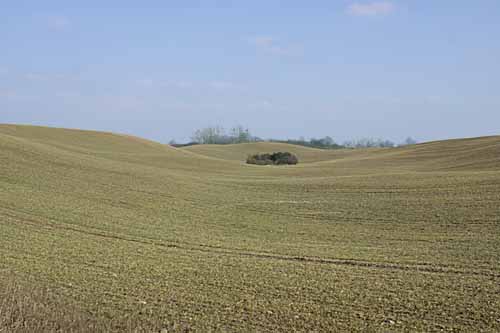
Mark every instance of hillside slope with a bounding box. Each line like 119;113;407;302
386;135;500;171
184;136;500;172
183;141;355;163
1;124;499;332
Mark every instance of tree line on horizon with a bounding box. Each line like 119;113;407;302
169;126;417;149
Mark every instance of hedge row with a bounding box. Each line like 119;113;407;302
246;152;298;165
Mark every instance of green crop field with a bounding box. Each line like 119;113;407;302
1;124;499;332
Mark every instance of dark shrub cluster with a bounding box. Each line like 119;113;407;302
246;152;298;165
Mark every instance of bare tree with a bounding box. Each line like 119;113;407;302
192;125;257;144
401;137;417;146
191;126;226;144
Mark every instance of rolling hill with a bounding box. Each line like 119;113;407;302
1;124;499;332
183;141;354;163
184;136;500;171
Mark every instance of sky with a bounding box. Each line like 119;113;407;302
1;1;499;143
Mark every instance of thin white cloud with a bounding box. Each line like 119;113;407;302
136;79;189;89
137;79;238;90
47;16;71;30
23;72;77;81
137;80;192;89
0;89;38;102
24;73;45;81
247;36;300;56
250;36;275;48
136;79;155;87
166;81;193;89
209;81;236;90
0;89;15;98
250;99;273;109
347;2;395;16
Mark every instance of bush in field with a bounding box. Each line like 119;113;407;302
246;152;298;165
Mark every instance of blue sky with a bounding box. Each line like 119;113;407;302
1;1;499;143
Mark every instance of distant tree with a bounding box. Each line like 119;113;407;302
400;137;418;146
272;136;342;149
322;136;335;146
191;125;259;144
343;138;395;148
230;125;252;143
189;126;403;149
378;139;395;148
191;126;225;144
310;137;333;148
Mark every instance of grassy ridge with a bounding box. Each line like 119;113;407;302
183;141;352;163
185;136;500;171
1;124;499;331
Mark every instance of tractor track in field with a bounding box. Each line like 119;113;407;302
2;207;499;279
